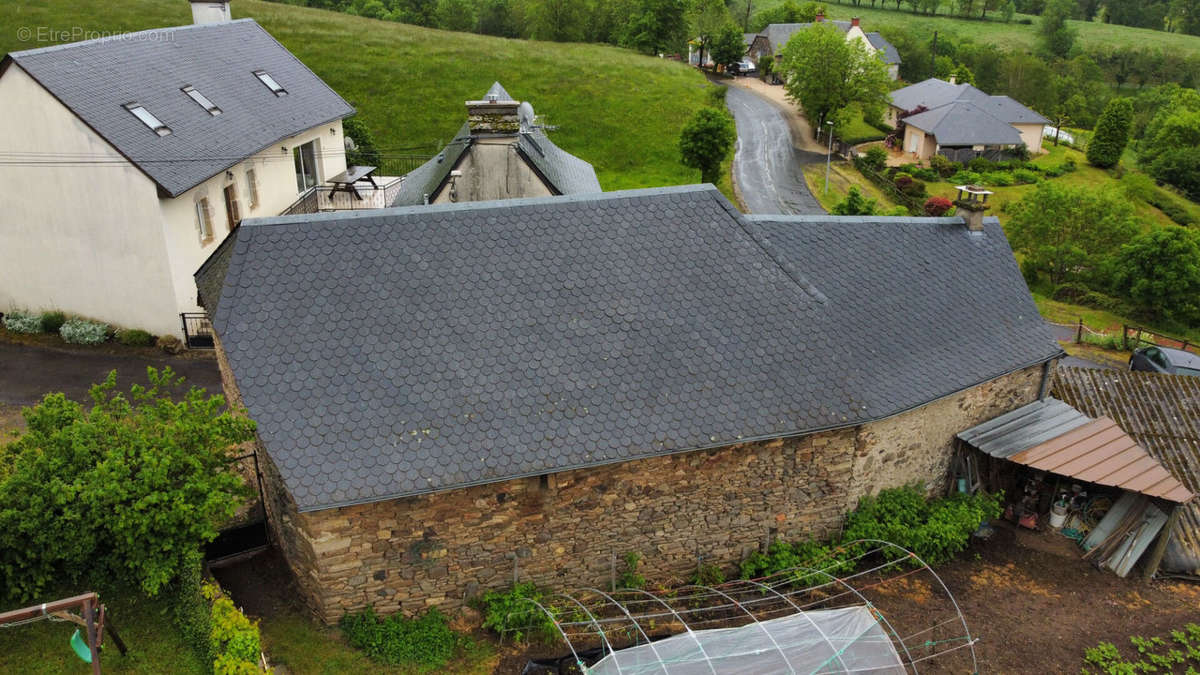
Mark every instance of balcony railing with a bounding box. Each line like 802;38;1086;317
281;175;407;216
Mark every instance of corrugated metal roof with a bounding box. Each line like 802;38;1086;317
1054;367;1200;572
958;397;1193;503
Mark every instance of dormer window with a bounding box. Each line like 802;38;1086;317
182;85;221;115
253;70;287;96
124;103;171;136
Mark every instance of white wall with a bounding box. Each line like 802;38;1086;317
0;63;347;337
0;65;179;336
159;121;346;319
1013;123;1045;155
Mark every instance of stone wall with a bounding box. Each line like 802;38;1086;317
235;359;1049;624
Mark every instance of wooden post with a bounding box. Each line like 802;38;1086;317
1076;318;1083;344
1123;325;1129;351
1143;503;1182;580
83;597;101;675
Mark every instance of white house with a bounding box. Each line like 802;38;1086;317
746;15;902;80
0;5;355;338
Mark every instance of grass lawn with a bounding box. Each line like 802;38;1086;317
0;0;722;196
0;591;206;675
802;160;902;212
756;0;1200;57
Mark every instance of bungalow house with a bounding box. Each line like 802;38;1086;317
196;184;1061;623
389;82;600;206
747;15;901;80
0;5;356;339
888;78;1050;162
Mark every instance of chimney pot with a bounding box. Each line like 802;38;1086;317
189;0;232;24
815;11;824;22
949;75;957;85
953;184;993;232
851;17;860;27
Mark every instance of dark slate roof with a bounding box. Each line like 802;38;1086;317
904;101;1024;146
865;32;901;65
198;185;1061;511
517;130;603;195
4;19;354;197
388;123;472;206
744;33;758;47
890;78;1047;124
485;81;513;101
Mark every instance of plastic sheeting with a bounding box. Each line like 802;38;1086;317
586;605;906;674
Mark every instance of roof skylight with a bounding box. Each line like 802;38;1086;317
182;85;221;115
253;70;287;96
124;102;171;136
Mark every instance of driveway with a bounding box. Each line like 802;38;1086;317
1045;321;1115;370
723;83;826;216
0;341;223;406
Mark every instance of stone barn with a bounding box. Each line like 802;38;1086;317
195;185;1061;623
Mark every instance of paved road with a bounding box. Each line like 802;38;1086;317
0;341;223;405
725;85;826;216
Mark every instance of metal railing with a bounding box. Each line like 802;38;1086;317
280;176;406;216
180;312;214;349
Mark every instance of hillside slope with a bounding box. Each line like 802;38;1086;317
0;0;714;191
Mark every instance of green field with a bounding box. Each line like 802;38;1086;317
0;0;721;194
755;0;1200;57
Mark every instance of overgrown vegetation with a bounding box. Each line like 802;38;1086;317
1082;623;1200;674
0;369;255;601
477;582;558;643
340;606;475;669
205;583;267;674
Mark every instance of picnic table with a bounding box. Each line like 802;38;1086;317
326;165;378;200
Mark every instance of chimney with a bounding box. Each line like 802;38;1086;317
953;184;993;232
948;75;957;85
466;96;520;135
851;17;860;27
815;11;825;22
190;0;232;24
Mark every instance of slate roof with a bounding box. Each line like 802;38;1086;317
198;185;1061;511
4;19;354;197
762;21;851;53
865;32;902;65
903;101;1024;146
890;78;1048;124
390;83;599;206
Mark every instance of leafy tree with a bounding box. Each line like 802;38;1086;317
710;23;747;69
477;0;520;37
679;107;736;184
832;187;878;215
434;0;477;31
1109;226;1200;325
950;63;975;86
1150;149;1200;202
749;0;824;31
527;0;585;41
1086;98;1133;168
0;369;256;601
690;0;732;67
1140;104;1200;199
342;117;381;167
623;0;690;54
1007;183;1137;287
1040;0;1077;58
779;23;891;137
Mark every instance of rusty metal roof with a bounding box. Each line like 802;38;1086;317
1054;367;1200;571
958;397;1193;503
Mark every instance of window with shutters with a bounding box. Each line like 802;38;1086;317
195;197;214;244
223;184;240;231
245;168;259;209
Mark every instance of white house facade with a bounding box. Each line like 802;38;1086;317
0;11;354;338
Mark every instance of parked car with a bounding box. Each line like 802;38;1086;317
736;59;756;75
1129;346;1200;376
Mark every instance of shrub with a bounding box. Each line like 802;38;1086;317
983;172;1014;187
478;582;557;643
949;170;983;185
117;328;155;347
924;196;953;216
899;178;927;198
883;205;911;216
692;562;725;586
0;368;256;601
59;318;108;345
1013;168;1041;185
1079;330;1127;351
158;334;186;354
841;485;1003;565
205;582;264;673
705;85;728;107
909;167;939;182
739;538;851;586
893;171;913;189
172;551;214;665
40;311;66;334
3;311;42;334
1051;282;1090;303
1011;144;1031;162
929;155;960;178
966;157;995;172
619;551;646;589
859;145;888;173
340;606;466;668
833;186;878;215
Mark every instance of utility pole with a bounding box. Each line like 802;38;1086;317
824;120;835;194
931;30;938;77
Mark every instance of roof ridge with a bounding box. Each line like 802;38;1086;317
7;18;257;58
247;184;718;228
